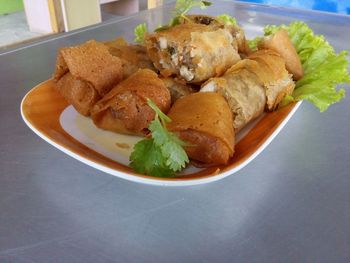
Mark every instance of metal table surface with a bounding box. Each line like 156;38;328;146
1;2;349;262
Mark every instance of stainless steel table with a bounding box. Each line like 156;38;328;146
1;2;349;262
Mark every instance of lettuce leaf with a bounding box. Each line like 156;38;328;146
264;21;350;111
247;36;262;51
134;23;147;44
217;14;237;26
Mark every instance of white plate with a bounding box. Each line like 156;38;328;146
21;80;301;186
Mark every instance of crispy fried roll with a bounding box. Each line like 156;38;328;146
145;23;241;83
201;62;266;132
258;29;304;80
180;15;250;56
161;77;196;104
104;37;156;79
167;92;235;166
248;50;295;110
54;72;100;116
201;50;295;131
91;69;171;136
53;40;123;116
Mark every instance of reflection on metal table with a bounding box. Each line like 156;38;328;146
238;0;350;15
0;1;349;262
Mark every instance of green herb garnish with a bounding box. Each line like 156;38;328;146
156;0;212;31
134;23;147;44
130;99;189;177
217;14;237;26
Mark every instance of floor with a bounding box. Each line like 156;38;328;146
0;11;45;49
0;0;167;51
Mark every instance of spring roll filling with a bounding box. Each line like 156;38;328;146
147;24;240;83
202;69;266;131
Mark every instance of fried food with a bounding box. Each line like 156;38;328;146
53;40;123;116
160;77;196;104
248;50;295;110
201;49;295;131
50;11;306;173
167;92;235;166
179;14;250;56
202;63;266;131
54;72;100;116
145;22;241;83
258;29;304;80
91;69;171;136
104;37;156;79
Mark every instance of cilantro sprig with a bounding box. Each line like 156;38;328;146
134;1;212;36
170;0;212;26
129;99;189;177
155;0;212;31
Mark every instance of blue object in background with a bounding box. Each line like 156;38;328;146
237;0;350;15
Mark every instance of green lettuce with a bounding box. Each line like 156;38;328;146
247;36;262;51
264;21;350;112
134;23;147;44
217;14;237;26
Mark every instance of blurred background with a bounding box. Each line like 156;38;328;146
240;0;350;14
0;0;349;51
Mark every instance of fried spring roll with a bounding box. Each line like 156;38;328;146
248;50;295;110
161;77;196;104
104;37;156;79
54;72;100;116
180;15;251;56
201;50;295;131
53;40;123;116
145;23;241;83
258;29;304;80
91;69;171;136
202;63;266;131
167;92;235;166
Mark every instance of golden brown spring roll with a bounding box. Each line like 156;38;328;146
248;50;295;110
53;40;123;116
91;69;171;136
145;23;241;84
201;50;295;131
167;92;235;166
258;29;304;80
54;72;100;116
180;14;251;56
104;37;156;79
161;77;196;104
201;62;266;132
